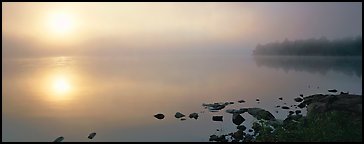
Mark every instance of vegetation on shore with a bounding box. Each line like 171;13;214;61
253;36;362;56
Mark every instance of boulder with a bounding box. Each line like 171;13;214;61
247;108;275;120
88;132;96;139
232;114;245;125
238;100;246;103
53;136;64;142
154;113;165;120
294;97;303;102
237;125;246;131
188;113;199;119
212;116;223;121
175;112;185;118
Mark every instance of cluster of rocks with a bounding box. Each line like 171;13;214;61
154;112;199;120
53;132;96;142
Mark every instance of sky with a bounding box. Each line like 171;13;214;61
2;2;362;58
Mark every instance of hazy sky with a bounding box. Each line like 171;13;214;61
2;2;362;57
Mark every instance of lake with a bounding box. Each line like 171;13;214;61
2;54;362;142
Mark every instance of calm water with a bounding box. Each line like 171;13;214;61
2;54;362;142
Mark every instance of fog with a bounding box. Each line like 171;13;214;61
2;2;362;58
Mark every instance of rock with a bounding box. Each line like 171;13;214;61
302;94;362;116
188;113;199;119
88;132;96;139
209;135;218;141
328;89;338;93
154;113;165;120
275;111;278;113
288;111;294;115
340;91;349;95
294;97;303;102
248;129;253;132
297;103;306;108
212;116;223;121
232;130;245;140
278;97;283;100
276;105;280;108
232;114;245;125
229;102;234;104
247;108;275;120
281;106;290;109
256;98;260;101
237;125;246;131
181;118;186;121
225;108;248;114
295;110;301;115
238;100;246;103
203;102;228;111
175;112;185;118
300;94;303;97
209;110;219;112
53;136;64;142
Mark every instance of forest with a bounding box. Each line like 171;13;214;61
253;36;362;56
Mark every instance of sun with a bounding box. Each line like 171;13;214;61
52;75;71;95
47;12;75;36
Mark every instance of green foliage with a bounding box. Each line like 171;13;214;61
253;111;362;142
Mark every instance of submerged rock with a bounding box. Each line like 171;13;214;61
53;136;64;142
188;113;199;119
88;132;96;139
328;89;338;93
247;108;275;120
232;114;245;125
281;106;290;109
294;97;304;102
154;113;165;120
212;116;223;121
175;112;185;118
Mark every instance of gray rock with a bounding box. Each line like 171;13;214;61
247;108;275;120
294;97;304;102
281;106;290;109
154;113;165;120
328;89;338;93
232;114;245;125
53;136;64;142
225;108;248;114
278;97;283;100
175;112;185;118
289;111;294;115
238;100;246;103
188;113;199;119
212;116;223;121
88;132;96;139
181;118;186;121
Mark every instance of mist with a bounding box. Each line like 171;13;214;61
2;2;362;58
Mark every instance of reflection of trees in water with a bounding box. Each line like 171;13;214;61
253;56;362;77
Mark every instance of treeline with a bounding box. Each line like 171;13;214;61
253;36;362;56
